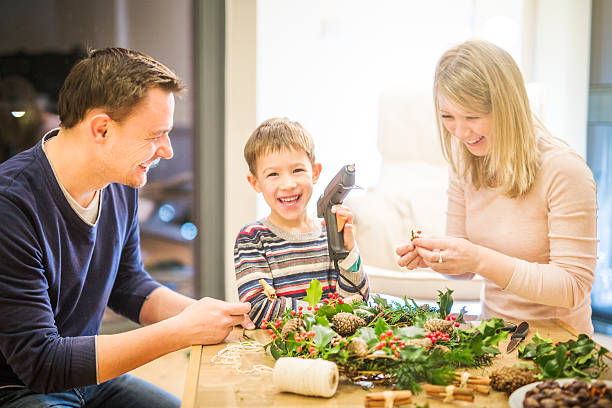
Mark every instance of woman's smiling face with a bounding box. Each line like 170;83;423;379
439;97;492;157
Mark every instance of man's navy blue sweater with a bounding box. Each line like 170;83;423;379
0;135;161;393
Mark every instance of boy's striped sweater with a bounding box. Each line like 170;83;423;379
234;217;369;327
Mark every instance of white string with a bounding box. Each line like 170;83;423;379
382;390;394;408
460;371;470;388
210;340;274;375
443;385;455;402
273;357;339;398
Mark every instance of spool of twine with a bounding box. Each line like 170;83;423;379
273;357;338;398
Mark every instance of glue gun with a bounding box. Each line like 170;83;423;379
316;164;359;261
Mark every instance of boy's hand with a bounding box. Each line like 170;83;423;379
332;204;356;251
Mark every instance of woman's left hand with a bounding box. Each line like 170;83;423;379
412;236;479;274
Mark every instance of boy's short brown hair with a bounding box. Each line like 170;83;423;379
58;47;185;129
244;117;316;174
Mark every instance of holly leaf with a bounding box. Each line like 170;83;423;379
436;288;454;319
374;317;389;337
335;302;353;314
302;279;323;307
372;295;388;307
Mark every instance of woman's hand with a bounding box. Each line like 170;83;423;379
411;236;479;274
396;242;427;270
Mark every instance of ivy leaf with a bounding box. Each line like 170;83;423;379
355;326;378;347
302;279;323;307
312;324;335;347
397;326;425;339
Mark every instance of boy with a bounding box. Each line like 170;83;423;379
234;117;369;327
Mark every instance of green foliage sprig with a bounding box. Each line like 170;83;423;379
519;333;609;380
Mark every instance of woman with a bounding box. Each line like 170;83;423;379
396;40;597;335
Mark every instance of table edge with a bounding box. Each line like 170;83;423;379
181;345;204;408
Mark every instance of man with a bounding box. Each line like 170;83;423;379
0;47;253;407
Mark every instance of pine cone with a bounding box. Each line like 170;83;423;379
433;344;450;353
490;366;538;394
347;337;369;357
424;318;453;333
280;318;303;339
405;337;433;350
331;312;366;336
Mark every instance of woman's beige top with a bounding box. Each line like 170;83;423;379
447;132;597;335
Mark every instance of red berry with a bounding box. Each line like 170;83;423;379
310;350;317;356
307;306;312;311
376;343;383;350
386;329;393;337
391;344;397;351
380;341;386;347
566;350;571;355
417;230;422;234
267;329;274;335
394;351;400;358
290;310;296;316
271;334;277;340
455;322;460;327
261;318;268;324
296;346;302;353
380;333;386;340
261;323;268;329
298;306;303;311
393;336;399;341
399;341;405;347
323;299;329;304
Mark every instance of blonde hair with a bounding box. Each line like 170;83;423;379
244;117;316;174
434;40;538;198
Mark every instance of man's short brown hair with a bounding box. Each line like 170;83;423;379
58;47;185;128
244;118;316;175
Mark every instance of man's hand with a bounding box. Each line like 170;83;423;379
176;298;253;345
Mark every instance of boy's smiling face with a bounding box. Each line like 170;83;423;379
248;147;321;231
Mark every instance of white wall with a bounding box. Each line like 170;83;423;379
530;0;591;157
224;0;258;301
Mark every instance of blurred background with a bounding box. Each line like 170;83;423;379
1;0;611;336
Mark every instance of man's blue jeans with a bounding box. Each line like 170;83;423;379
0;374;180;408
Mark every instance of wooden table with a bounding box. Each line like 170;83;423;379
181;319;612;407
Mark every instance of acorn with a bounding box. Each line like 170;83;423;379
347;337;368;357
331;312;366;337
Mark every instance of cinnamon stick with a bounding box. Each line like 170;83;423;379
426;392;474;402
453;374;491;385
364;390;412;407
423;384;473;396
453;382;490;394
